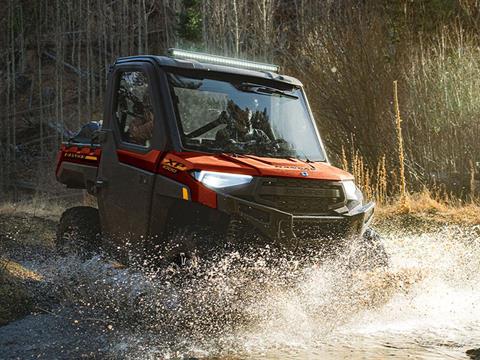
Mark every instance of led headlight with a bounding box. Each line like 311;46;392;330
343;180;359;201
192;170;253;189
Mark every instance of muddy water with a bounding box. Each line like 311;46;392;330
1;224;480;359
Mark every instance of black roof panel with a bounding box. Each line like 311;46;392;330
115;55;303;87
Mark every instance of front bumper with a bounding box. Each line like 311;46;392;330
217;193;375;243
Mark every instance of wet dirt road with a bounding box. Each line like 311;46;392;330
1;221;479;359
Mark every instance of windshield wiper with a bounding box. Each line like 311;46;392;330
296;150;318;164
237;83;298;99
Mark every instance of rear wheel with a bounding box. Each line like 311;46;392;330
56;206;101;258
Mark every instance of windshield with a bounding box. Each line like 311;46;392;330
168;72;326;162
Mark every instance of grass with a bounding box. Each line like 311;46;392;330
376;190;480;227
0;198;67;219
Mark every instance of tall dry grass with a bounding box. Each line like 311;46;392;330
291;9;479;200
340;86;478;217
342;143;480;223
377;189;480;225
393;80;407;206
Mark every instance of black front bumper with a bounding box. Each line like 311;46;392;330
217;193;375;243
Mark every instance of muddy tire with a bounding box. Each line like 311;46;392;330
56;206;101;258
349;228;390;269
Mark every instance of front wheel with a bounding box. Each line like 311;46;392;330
56;206;101;259
160;227;201;268
348;228;390;270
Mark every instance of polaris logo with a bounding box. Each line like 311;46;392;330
300;171;309;177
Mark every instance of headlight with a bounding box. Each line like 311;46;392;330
343;180;358;200
342;180;363;206
192;170;253;189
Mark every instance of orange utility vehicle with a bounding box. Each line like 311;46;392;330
55;49;386;265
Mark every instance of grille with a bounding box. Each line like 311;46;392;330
256;178;345;215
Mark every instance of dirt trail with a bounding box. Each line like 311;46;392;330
1;212;479;359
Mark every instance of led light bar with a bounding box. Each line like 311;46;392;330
168;48;279;73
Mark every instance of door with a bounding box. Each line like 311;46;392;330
96;62;163;260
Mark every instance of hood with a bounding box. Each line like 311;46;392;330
164;152;354;181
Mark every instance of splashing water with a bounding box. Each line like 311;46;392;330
7;224;480;359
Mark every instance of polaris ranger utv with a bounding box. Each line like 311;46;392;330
55;49;386;265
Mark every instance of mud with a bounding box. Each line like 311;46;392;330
0;212;479;359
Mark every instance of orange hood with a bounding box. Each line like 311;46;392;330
164;152;354;181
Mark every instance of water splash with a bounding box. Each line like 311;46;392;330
22;225;480;359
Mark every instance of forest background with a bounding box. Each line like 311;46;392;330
1;0;479;203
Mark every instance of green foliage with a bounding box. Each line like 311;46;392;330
177;0;202;43
408;0;458;31
382;0;466;36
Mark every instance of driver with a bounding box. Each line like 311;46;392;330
251;107;274;140
215;100;269;146
128;92;154;146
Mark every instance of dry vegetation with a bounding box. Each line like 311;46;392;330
378;191;480;225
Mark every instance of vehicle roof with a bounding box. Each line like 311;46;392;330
115;55;303;87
